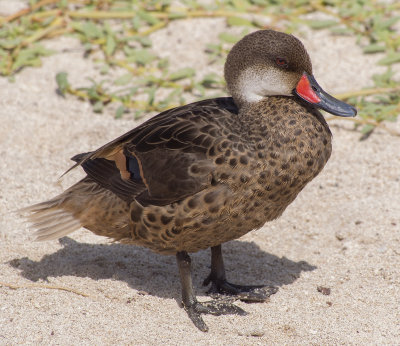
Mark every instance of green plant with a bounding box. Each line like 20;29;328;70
1;0;399;137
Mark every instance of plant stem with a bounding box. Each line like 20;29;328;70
0;281;89;297
3;0;60;23
334;86;400;100
21;17;64;46
326;116;400;137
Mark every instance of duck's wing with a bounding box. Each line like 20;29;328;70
69;97;238;206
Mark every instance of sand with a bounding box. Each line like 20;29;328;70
1;3;400;345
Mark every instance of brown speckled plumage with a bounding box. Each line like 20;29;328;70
23;29;355;332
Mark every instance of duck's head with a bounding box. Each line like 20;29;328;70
224;30;356;117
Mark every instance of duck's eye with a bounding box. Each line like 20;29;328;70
276;57;288;67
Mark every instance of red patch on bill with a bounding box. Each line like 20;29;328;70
296;74;321;104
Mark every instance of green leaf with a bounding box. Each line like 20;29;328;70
12;49;37;71
131;16;141;30
157;58;169;69
194;83;205;96
147;86;157;106
378;52;400;65
330;27;354;35
227;16;253;26
115;105;125;118
159;87;183;109
70;21;82;32
363;44;386;54
308;20;338;30
136;36;152;47
168;67;195;81
231;0;249;10
137;11;160;25
205;43;222;54
127;87;138;97
105;34;117;56
93;100;104;113
56;72;70;94
83;42;92;52
372;68;395;87
31;45;54;56
134;109;145;119
0;49;8;75
114;73;133;86
135;75;158;86
361;124;374;134
12;57;41;71
218;32;239;43
377;16;400;30
201;73;222;87
0;38;22;49
100;64;109;75
132;49;156;65
251;0;270;4
81;22;103;39
85;85;100;100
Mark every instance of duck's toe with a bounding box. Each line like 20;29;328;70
184;298;247;332
203;275;278;302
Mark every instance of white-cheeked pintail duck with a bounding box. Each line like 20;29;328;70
23;29;356;331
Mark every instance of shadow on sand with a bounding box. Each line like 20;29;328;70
9;237;316;300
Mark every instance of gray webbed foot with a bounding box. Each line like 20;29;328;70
183;299;247;332
203;275;278;302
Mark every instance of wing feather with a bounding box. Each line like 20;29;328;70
67;97;238;205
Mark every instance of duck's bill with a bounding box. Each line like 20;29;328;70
294;72;357;117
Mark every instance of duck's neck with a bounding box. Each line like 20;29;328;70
236;96;331;139
227;66;294;108
236;96;291;125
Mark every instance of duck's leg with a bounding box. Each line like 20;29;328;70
176;251;246;332
203;245;278;302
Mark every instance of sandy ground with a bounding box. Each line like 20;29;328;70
1;3;400;345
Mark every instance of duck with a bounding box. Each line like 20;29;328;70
23;29;356;332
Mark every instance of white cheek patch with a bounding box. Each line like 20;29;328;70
238;67;294;103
